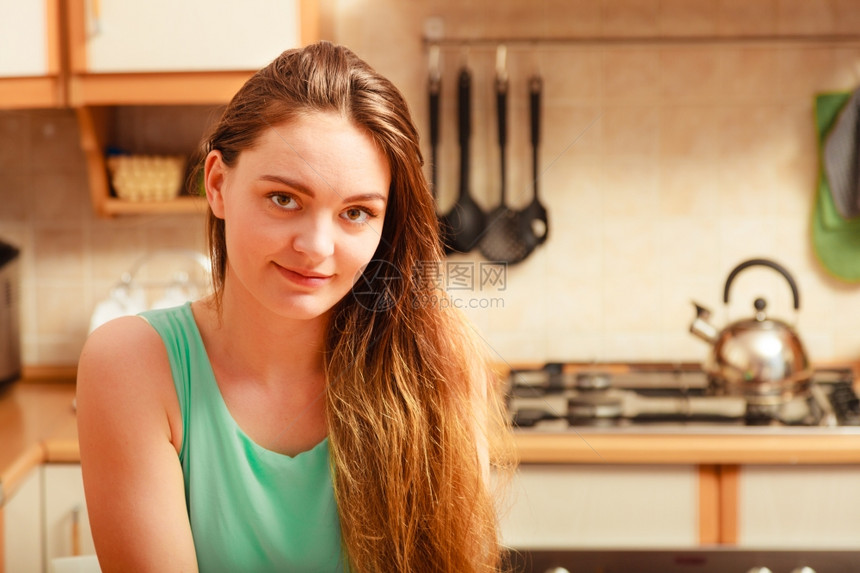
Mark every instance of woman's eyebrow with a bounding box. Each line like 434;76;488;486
259;174;315;197
259;174;387;204
341;192;387;204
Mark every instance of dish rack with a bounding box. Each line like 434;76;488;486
89;249;211;333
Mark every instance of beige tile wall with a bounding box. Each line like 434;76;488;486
0;110;207;366
2;0;860;367
331;0;860;364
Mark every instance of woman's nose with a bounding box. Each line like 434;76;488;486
291;213;335;260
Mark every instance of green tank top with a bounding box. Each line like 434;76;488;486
140;303;346;572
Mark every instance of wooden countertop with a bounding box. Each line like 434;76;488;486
513;430;860;464
3;368;860;503
0;378;78;502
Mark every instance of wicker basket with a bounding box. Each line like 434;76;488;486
107;155;185;202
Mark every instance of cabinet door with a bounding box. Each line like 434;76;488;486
81;0;304;73
499;464;699;549
0;0;63;108
3;466;44;573
738;465;860;548
43;464;96;563
0;1;53;77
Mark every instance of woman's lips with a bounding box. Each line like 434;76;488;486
276;264;333;287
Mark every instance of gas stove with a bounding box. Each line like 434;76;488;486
506;363;860;432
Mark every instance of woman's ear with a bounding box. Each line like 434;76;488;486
204;150;227;219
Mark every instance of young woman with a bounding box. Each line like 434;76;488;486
77;41;512;572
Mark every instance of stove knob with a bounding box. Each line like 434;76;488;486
790;568;816;573
745;568;773;573
543;569;570;573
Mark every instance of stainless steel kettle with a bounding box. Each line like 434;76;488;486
689;258;811;405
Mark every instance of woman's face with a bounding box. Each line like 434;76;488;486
205;111;391;322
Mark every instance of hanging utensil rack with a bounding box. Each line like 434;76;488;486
424;33;860;50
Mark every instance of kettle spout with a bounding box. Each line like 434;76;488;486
689;301;719;344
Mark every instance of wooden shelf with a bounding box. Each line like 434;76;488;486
100;195;207;216
76;105;213;217
68;71;253;106
0;76;64;109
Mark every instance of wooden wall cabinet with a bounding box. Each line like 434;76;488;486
69;0;319;217
66;0;319;106
0;0;63;109
0;0;319;217
0;0;318;107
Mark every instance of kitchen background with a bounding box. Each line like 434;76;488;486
2;0;860;368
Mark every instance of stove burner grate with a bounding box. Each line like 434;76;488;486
506;364;859;429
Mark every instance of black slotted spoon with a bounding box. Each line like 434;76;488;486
479;46;531;265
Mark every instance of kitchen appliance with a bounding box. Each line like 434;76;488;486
505;362;859;431
690;258;812;408
505;548;859;573
506;257;860;432
0;239;21;386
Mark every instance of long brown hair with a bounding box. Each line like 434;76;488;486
198;41;513;572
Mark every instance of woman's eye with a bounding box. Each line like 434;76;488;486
342;207;372;223
270;194;298;210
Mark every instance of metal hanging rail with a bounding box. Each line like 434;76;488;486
423;34;860;50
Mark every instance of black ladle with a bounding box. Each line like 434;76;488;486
439;67;485;254
517;74;549;253
479;50;527;263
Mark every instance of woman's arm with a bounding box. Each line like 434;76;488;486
76;316;198;572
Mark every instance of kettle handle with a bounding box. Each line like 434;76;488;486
723;258;800;310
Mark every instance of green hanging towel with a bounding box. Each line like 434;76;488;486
812;92;860;282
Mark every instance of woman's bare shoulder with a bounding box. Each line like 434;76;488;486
77;314;179;440
79;316;169;384
81;313;164;357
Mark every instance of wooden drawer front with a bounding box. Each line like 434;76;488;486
500;464;699;549
738;465;860;548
